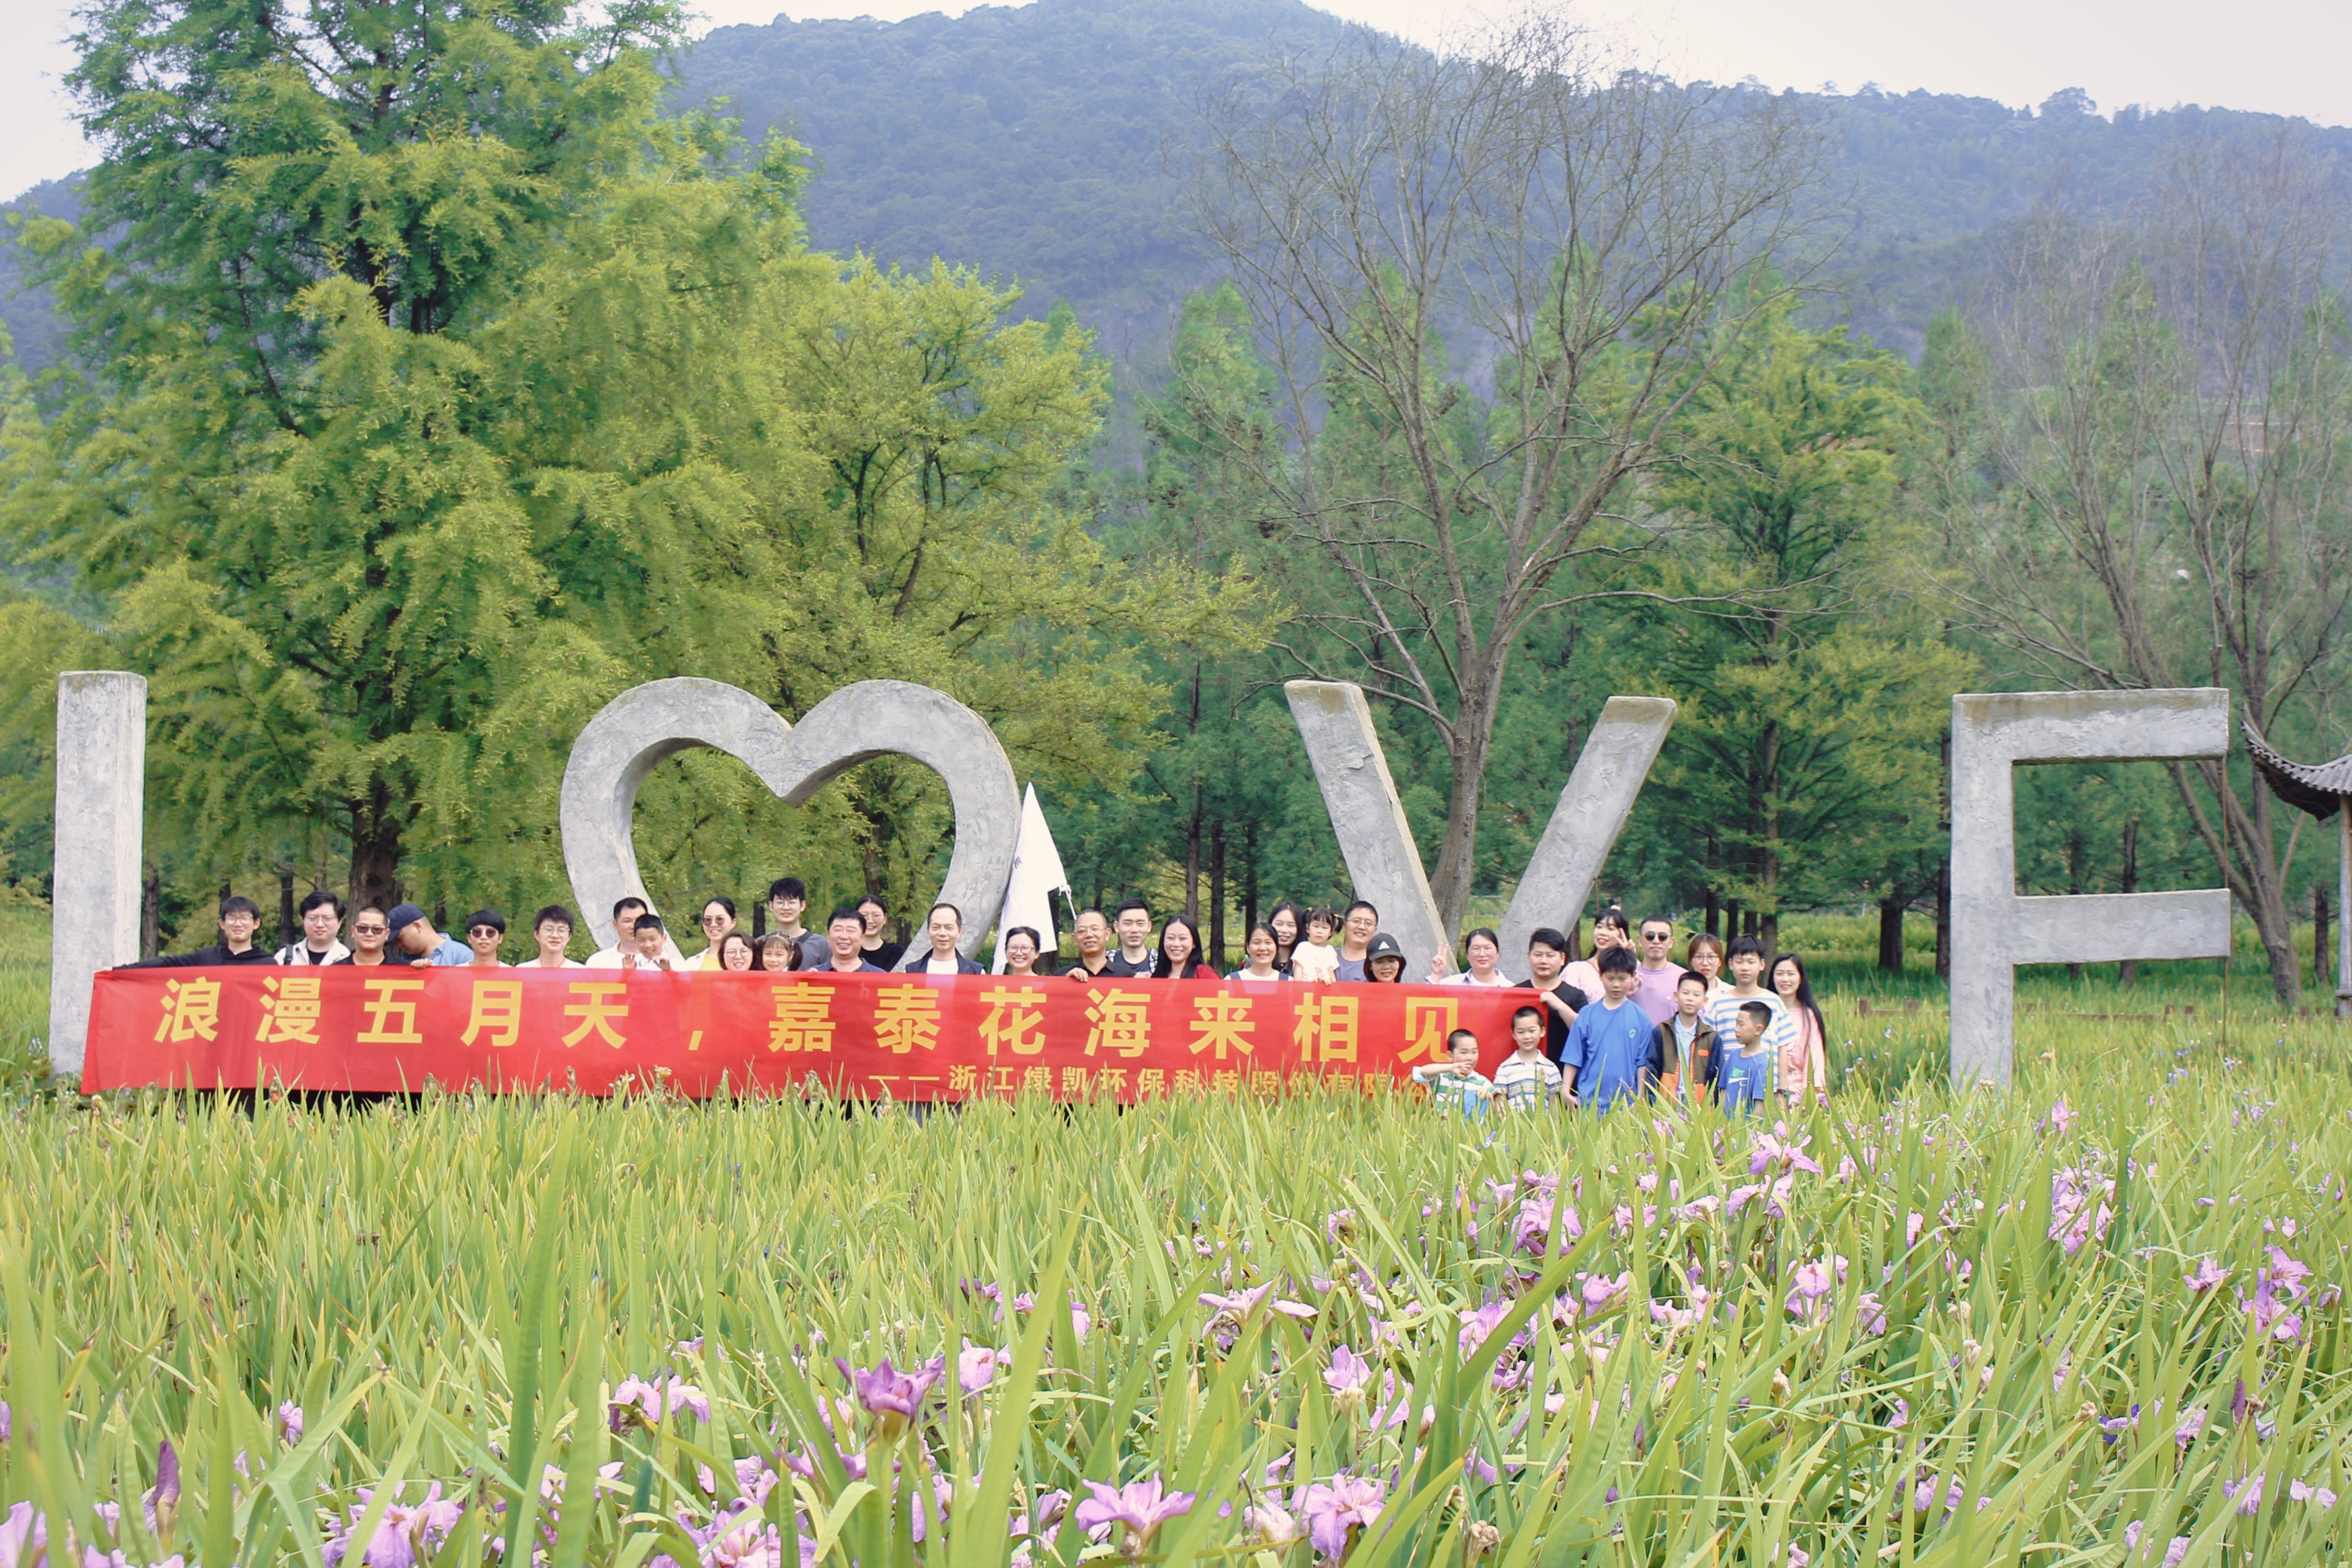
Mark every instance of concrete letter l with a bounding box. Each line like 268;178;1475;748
49;671;146;1078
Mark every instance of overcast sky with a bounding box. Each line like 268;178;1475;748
6;0;2348;201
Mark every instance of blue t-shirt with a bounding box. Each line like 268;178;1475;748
1715;1045;1774;1112
425;936;474;967
1560;998;1656;1111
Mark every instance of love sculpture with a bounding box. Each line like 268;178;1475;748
44;670;2238;1088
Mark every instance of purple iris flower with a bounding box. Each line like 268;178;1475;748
1301;1473;1387;1558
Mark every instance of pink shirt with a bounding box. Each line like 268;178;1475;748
1630;963;1682;1026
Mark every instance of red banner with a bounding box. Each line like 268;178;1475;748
82;968;1534;1100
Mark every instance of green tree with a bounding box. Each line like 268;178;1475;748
1;0;1269;934
1643;303;1973;951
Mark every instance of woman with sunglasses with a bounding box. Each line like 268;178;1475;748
689;897;740;970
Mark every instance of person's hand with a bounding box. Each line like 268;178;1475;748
620;951;638;970
1428;954;1446;981
410;956;432;968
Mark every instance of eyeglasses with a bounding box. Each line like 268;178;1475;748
1642;931;1672;942
470;929;501;940
354;924;387;935
702;914;729;926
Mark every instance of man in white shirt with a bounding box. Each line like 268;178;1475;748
901;902;984;975
272;889;351;965
585;897;688;968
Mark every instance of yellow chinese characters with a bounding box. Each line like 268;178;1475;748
562;982;629;1049
1186;990;1255;1060
1083;989;1151;1058
153;977;222;1044
356;977;425;1045
873;984;943;1055
1291;993;1360;1063
1400;996;1460;1065
977;985;1047;1056
254;975;322;1045
461;979;525;1049
768;986;834;1053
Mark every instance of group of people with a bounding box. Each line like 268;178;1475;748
1407;911;1831;1116
129;887;1831;1110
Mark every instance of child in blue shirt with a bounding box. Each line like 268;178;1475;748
1560;948;1664;1111
1714;1000;1776;1113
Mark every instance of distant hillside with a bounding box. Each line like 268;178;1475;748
8;0;2350;380
0;177;80;375
678;2;2352;361
680;0;1348;373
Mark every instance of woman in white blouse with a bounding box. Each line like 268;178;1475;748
1433;928;1518;986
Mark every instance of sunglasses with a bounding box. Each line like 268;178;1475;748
354;924;388;935
702;914;730;926
470;928;502;939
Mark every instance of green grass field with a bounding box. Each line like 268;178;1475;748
0;906;2345;1565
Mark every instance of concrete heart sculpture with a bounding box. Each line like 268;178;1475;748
558;677;1019;957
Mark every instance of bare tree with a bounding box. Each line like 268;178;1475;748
1953;128;2352;1005
1177;11;1838;934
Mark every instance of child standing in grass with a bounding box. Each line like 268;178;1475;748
1490;1005;1566;1111
1410;1028;1492;1115
1654;970;1717;1104
1559;946;1660;1111
1714;1001;1776;1113
1700;935;1794;1075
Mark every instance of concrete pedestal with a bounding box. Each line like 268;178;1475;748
47;672;146;1079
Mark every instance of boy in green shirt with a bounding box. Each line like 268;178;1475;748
1410;1028;1492;1115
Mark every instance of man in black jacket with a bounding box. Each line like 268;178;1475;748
125;895;275;967
901;902;985;975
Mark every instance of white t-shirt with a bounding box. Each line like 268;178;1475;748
1289;943;1339;984
924;955;963;975
524;957;586;968
586;937;688;970
1437;968;1520;988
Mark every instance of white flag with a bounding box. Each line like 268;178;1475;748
992;783;1073;974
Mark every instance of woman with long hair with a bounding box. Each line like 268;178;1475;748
856;895;906;972
691;897;740;969
1155;916;1214;979
1267;901;1304;974
1364;932;1408;983
1769;951;1830;1105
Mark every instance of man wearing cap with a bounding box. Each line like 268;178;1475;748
386;904;473;967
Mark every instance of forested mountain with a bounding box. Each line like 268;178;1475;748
8;0;2347;377
674;0;2352;362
